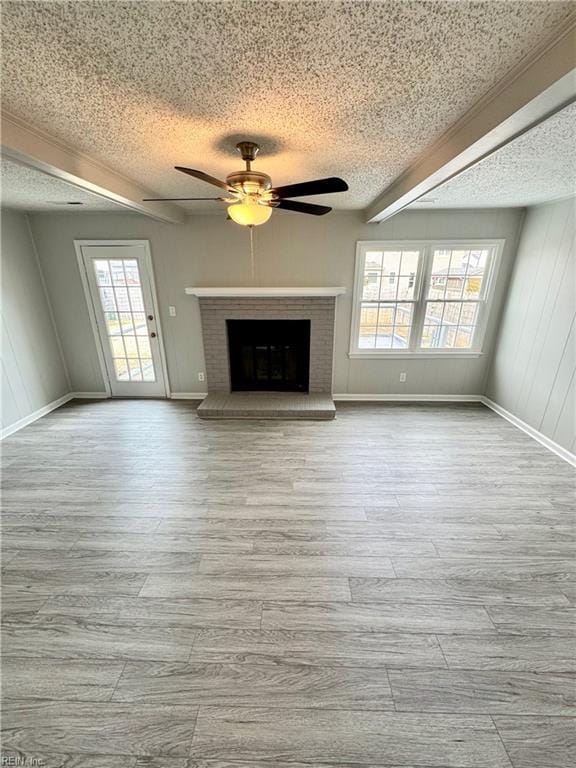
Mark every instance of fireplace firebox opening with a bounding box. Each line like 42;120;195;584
227;319;311;392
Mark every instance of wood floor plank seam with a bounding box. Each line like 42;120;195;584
435;634;452;671
491;714;576;768
107;660;128;703
384;666;397;713
490;714;517;768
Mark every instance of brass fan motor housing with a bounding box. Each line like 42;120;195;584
226;170;272;194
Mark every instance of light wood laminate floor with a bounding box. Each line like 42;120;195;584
1;398;574;767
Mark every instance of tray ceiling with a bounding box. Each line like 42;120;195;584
1;0;573;210
0;159;128;211
410;102;576;209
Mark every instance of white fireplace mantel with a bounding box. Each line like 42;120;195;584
185;286;346;298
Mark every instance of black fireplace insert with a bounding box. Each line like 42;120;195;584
227;319;311;392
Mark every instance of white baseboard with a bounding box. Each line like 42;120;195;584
333;393;484;402
71;392;110;399
170;392;207;400
481;397;576;468
1;393;74;440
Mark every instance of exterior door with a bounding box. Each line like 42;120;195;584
78;242;168;397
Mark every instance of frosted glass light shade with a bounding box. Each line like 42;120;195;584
228;199;273;226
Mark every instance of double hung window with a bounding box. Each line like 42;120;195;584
350;241;501;356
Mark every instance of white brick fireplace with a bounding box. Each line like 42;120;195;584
186;287;345;394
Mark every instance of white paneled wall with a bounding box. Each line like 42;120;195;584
1;209;70;432
486;198;576;453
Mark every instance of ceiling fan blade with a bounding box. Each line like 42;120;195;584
142;197;223;201
175;167;232;191
271;199;332;216
270;177;348;199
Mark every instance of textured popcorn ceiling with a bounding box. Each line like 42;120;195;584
410;103;576;209
1;1;573;210
0;159;129;211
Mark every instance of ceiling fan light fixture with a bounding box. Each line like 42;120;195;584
228;198;272;227
154;143;348;222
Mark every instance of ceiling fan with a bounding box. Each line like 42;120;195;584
143;141;348;226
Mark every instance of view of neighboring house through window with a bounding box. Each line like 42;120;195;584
358;248;420;349
422;247;489;350
351;241;501;355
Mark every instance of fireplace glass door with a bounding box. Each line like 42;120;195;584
227;320;311;392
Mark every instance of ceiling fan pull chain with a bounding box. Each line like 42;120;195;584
249;226;255;280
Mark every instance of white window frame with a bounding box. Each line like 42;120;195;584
349;239;504;358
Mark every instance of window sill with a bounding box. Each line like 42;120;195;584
348;351;484;359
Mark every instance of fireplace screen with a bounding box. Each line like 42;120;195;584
227;319;311;392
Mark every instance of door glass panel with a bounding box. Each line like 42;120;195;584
110;260;126;285
110;337;126;357
99;287;116;311
119;313;134;335
129;360;143;380
124;336;139;358
105;312;120;335
133;313;148;335
92;258;157;383
94;260;111;285
114;287;130;311
124;260;140;285
129;287;144;312
114;358;130;381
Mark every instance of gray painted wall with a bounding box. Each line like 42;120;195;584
485;198;575;453
29;208;523;396
1;209;69;431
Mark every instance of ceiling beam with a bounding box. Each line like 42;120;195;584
365;16;576;223
1;113;183;223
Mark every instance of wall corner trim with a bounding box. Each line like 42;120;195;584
1;393;74;440
481;396;576;468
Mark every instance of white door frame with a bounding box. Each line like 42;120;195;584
74;239;171;397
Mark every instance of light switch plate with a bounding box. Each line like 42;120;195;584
169;306;176;317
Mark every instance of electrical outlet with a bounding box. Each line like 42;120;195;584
399;372;407;383
169;306;177;317
198;372;205;382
